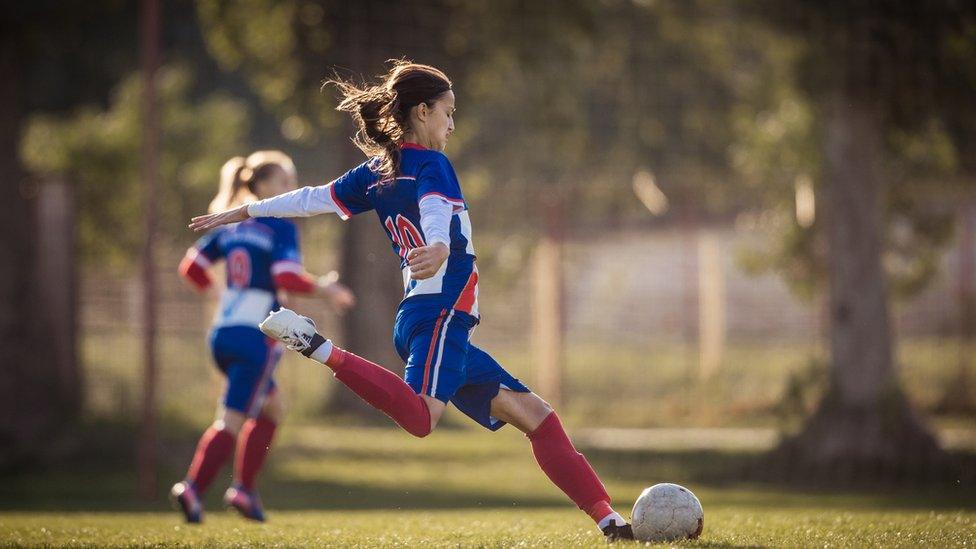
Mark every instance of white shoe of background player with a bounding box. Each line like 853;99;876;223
259;308;318;352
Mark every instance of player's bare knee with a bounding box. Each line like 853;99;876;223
262;392;284;423
214;409;246;435
414;394;444;437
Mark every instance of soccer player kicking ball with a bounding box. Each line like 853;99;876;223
173;152;355;523
190;61;634;541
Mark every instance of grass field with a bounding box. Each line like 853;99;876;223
2;424;975;547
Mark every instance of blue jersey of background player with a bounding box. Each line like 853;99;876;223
189;62;634;540
172;152;355;525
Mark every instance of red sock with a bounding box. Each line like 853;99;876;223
326;346;432;437
527;412;614;524
235;416;277;491
186;427;235;493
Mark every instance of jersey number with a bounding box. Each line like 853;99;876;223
384;215;426;258
227;249;252;288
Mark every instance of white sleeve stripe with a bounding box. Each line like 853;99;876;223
271;260;304;275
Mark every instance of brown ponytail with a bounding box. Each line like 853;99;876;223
327;60;452;179
208;156;250;213
209;152;298;213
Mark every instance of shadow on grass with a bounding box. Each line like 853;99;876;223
262;477;564;511
4;419;975;514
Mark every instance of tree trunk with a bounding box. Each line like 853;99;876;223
0;34;80;468
323;210;405;419
768;95;954;483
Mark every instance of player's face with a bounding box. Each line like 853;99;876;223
255;166;297;199
425;90;455;152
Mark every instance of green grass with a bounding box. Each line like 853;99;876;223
2;507;973;548
2;424;975;547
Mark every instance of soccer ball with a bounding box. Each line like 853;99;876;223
631;483;704;542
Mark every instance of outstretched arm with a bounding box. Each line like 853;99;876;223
189;184;345;232
189;204;250;232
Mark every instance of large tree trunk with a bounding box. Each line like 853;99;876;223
322;1;405;420
769;95;953;483
0;34;80;468
324;212;404;419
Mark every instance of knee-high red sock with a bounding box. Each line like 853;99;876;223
324;346;432;437
235;416;277;491
186;427;235;493
527;412;615;524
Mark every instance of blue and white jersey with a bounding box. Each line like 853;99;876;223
248;144;479;317
329;144;479;317
187;217;303;328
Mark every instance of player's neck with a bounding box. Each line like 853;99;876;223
400;133;430;150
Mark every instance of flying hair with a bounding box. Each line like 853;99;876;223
326;60;452;179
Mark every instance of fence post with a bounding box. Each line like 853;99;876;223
532;198;564;409
35;179;80;416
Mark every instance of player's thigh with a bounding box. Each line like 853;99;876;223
489;389;553;434
400;308;473;406
450;344;536;432
220;330;281;419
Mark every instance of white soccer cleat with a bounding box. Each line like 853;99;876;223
259;308;318;352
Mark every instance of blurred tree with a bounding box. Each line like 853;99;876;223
0;0;142;467
752;0;976;481
453;0;772;228
21;66;250;268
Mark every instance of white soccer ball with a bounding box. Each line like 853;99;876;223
631;483;704;542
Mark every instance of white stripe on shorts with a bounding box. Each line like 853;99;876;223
429;310;455;397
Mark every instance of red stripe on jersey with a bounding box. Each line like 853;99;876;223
400;142;427;150
179;249;212;291
329;183;352;219
273;271;316;293
420;309;448;396
453;268;479;314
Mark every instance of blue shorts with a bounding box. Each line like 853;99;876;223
394;304;530;431
209;325;282;417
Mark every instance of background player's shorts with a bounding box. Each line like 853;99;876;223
394;304;530;431
209;325;282;417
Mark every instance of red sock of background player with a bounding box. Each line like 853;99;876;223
186;426;235;493
235;415;277;491
303;338;431;437
527;411;625;529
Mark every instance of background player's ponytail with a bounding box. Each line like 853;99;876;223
327;60;452;180
208;156;249;214
208;151;297;213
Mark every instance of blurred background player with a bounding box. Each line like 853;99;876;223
190;62;634;540
172;151;355;523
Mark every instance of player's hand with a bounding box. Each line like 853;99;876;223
189;205;249;232
407;242;449;280
318;272;356;314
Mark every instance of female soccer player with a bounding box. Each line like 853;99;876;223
189;62;634;540
173;151;355;523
